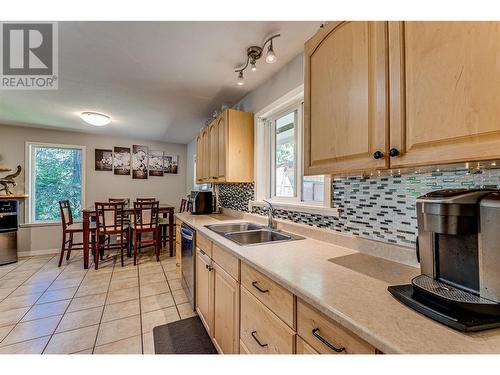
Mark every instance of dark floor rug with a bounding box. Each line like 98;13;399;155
153;316;217;354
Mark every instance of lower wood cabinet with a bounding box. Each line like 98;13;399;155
195;248;213;336
191;233;381;355
296;336;319;354
175;221;181;267
195;241;240;354
297;299;375;354
240;286;295;354
212;262;240;354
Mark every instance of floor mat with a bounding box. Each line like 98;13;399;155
153;316;217;354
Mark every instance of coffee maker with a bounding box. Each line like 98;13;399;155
388;189;500;331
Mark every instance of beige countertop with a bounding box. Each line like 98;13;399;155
175;212;500;354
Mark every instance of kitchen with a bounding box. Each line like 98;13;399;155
0;0;499;372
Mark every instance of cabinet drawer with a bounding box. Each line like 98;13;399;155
296;336;319;354
240;286;295;354
196;233;212;257
297;299;375;354
241;262;294;328
212;243;239;281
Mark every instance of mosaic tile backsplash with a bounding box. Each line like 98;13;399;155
216;168;500;248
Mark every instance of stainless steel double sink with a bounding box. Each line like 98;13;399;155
205;222;304;246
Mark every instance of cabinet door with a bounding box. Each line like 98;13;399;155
195;135;202;183
304;21;389;175
217;114;226;180
209;122;218;180
201;128;210;181
389;21;500;167
212;262;239;354
195;248;213;336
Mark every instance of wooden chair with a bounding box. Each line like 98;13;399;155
94;202;129;270
137;198;170;248
58;200;96;267
179;198;192;213
132;200;160;265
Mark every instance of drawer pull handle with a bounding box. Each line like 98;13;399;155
252;281;269;294
312;328;345;353
251;331;268;347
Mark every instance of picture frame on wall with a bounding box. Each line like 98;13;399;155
163;154;178;174
132;145;148;179
149;150;164;176
95;149;113;171
113;146;131;175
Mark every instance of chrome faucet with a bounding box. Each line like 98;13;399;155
263;200;276;229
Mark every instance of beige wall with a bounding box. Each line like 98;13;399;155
0;124;187;255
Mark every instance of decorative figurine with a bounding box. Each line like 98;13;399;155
0;165;22;195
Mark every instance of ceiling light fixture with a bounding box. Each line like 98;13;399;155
250;60;257;72
234;33;280;85
236;71;245;86
80;112;111;126
265;39;277;63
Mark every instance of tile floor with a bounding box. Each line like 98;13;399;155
0;250;196;354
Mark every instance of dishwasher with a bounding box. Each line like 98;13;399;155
180;223;196;310
0;200;19;266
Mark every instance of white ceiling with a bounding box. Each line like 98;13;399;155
0;21;320;144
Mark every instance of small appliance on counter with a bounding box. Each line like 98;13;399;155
0;199;19;266
388;189;500;331
190;190;214;215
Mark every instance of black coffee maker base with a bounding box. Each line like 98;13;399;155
388;284;500;332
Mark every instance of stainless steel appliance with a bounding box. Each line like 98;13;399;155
0;200;19;266
180;223;196;309
190;191;213;215
388;189;500;331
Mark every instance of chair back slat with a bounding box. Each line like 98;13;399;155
136;197;156;203
134;201;159;230
59;200;73;228
95;202;125;235
109;198;130;208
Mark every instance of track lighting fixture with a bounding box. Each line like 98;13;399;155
236;71;245;86
234;34;280;85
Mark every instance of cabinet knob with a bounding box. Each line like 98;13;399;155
373;151;384;159
389;148;400;157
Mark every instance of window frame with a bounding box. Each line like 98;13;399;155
25;142;86;225
269;103;301;202
252;85;335;214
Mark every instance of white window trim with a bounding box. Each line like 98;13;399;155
252;85;337;216
25;142;86;225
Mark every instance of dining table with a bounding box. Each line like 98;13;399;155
82;203;175;269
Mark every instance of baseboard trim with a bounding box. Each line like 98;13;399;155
17;248;59;257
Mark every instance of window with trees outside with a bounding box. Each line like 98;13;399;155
264;98;328;206
26;143;85;223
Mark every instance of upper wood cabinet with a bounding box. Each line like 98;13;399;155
208;120;219;179
389;21;500;168
304;21;389;175
196;108;254;183
305;21;500;175
197;127;210;182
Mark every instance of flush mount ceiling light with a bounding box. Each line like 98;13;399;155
234;34;280;86
80;112;111;126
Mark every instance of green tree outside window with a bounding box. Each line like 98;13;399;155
34;147;83;222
